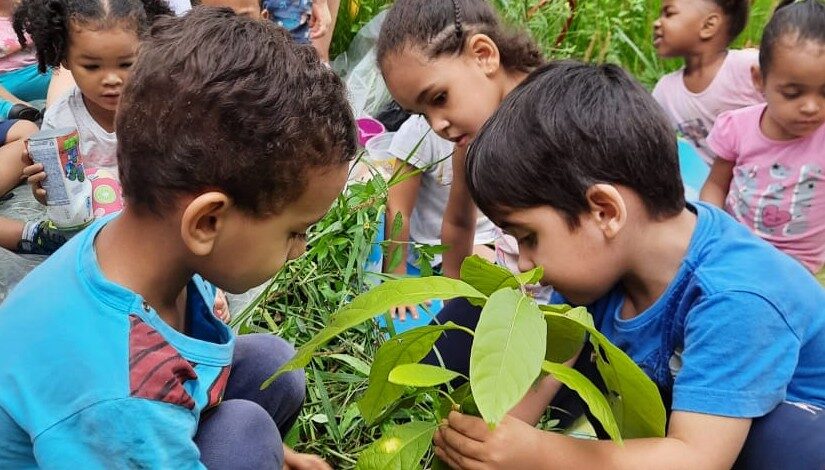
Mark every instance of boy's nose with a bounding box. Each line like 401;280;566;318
517;253;535;274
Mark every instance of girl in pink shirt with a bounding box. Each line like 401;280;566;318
701;0;825;276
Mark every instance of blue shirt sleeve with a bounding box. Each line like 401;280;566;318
673;291;801;418
33;398;206;469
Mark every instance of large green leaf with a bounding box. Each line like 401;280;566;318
355;421;436;470
470;288;547;427
544;311;666;438
264;277;485;388
541;361;622;444
358;324;464;424
459;256;543;297
389;364;460;388
543;306;592;363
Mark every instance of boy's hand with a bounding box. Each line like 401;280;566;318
309;0;331;39
213;289;230;323
284;445;332;470
433;412;543;470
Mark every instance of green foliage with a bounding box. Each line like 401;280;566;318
274;256;665;469
469;288;547;427
355;421;437;470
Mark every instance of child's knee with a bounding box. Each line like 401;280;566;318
736;402;825;469
235;333;307;401
197;399;285;469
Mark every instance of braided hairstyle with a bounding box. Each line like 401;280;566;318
12;0;172;73
760;0;825;75
376;0;543;74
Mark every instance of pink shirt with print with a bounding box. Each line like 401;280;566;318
707;103;825;273
0;18;36;74
653;49;764;165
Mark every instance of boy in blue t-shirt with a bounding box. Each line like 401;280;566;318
0;9;355;469
432;61;825;468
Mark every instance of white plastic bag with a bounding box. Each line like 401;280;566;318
332;10;393;118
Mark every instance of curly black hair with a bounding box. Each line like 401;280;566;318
12;0;173;73
116;7;357;216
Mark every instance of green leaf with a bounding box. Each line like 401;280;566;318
388;364;460;388
459;255;543;296
358;323;465;423
436;382;472;421
390;211;404;239
544;313;587;363
355;421;436;470
459;255;516;296
264;277;486;389
544;311;666;438
386;244;404;272
470;289;547;427
328;353;372;376
541;361;622;444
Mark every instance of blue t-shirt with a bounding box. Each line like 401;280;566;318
555;202;825;418
0;216;234;468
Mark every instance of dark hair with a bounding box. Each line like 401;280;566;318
466;60;685;228
376;0;543;73
759;0;825;75
711;0;749;43
12;0;172;73
116;7;356;216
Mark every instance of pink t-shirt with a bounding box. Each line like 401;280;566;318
707;104;825;273
653;49;764;165
0;18;36;74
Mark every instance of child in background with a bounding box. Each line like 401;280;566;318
701;0;825;279
435;60;825;470
0;8;353;468
652;0;763;164
384;114;498;321
0;0;171;254
376;0;543;280
0;0;45;122
263;0;330;58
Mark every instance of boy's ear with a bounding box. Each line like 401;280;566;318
585;184;627;239
751;64;765;94
180;192;232;257
467;33;501;76
699;11;723;41
261;8;269;20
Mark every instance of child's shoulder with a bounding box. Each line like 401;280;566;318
41;86;81;130
651;67;684;97
687;203;822;304
725;48;760;68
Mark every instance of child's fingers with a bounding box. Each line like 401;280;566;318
448;411;491;441
21;148;32;165
22;163;43;179
33;188;47;205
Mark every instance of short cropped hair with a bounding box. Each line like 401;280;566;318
466;60;685;229
117;7;356;216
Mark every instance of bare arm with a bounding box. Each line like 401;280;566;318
441;147;479;279
437;409;751;470
700;159;735;208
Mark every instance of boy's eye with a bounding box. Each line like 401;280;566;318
516;233;537;247
120;62;134;69
82;64;99;71
431;92;447;106
290;231;307;241
781;91;800;100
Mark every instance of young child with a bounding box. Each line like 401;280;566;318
263;0;330;55
701;0;825;279
0;7;354;468
652;0;763;164
376;0;543;280
384;114;498;320
433;60;825;469
0;0;171;255
0;0;46;121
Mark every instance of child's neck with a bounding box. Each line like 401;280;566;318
619;207;697;320
95;210;194;331
681;48;728;94
81;93;116;133
501;69;530;102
